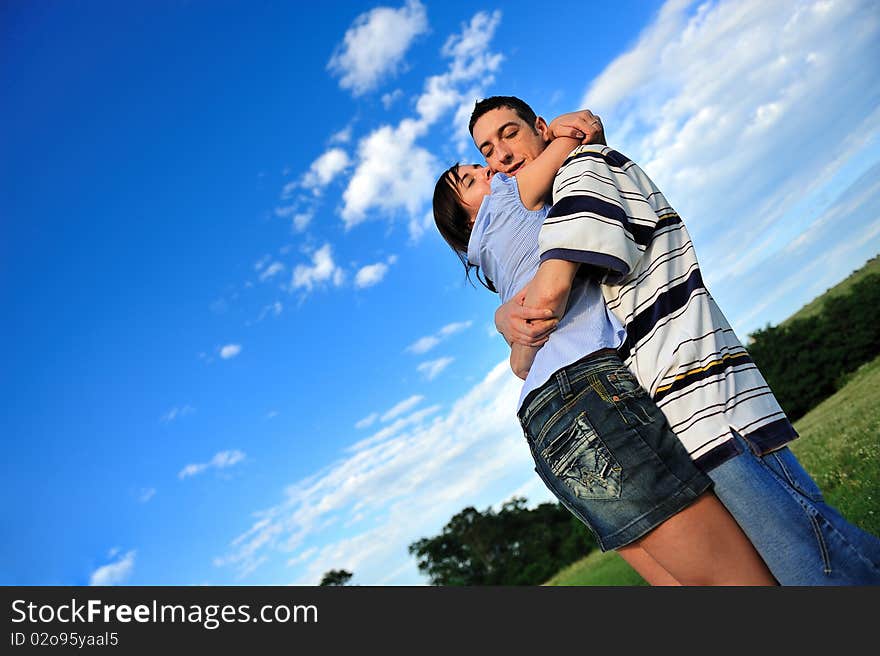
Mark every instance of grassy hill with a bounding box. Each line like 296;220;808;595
546;256;880;586
781;255;880;326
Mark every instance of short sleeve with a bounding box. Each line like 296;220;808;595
539;146;651;281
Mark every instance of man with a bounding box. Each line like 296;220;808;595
470;95;880;584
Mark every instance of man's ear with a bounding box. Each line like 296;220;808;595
534;116;552;143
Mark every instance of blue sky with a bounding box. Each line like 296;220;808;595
2;0;878;586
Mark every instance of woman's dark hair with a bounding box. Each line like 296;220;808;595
432;164;496;293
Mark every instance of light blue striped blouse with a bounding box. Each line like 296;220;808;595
467;173;626;410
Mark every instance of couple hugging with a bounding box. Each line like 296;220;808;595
432;95;880;586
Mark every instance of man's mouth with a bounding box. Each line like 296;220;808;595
506;161;524;176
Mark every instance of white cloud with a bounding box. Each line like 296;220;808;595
341;124;438;229
280;180;298;200
438;321;472;337
407;208;436;242
160;404;195;423
417;356;454;380
213;450;246;468
381;394;424;422
382;89;404;109
406;320;472;354
355;412;379;429
257;301;283;323
330;126;353;144
89;550;136;586
275;205;314;232
579;0;880;294
292;213;313;231
291;244;345;293
214;360;552;583
179;450;247;480
286;546;318;568
259;262;285;282
179;463;208;479
219;344;241;360
139;488;156;503
328;0;428;96
354;255;397;288
354;263;387;288
348;404;442;453
406;335;440;354
254;254;272;271
301;148;351;195
340;10;503;232
247;301;284;328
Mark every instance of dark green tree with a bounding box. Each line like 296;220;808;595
747;272;880;420
408;497;596;585
319;569;353;586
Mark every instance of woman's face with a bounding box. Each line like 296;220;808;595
453;164;493;225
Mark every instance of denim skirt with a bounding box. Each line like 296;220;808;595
517;351;713;551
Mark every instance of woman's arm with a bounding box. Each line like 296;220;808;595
515;136;581;210
510;343;539;380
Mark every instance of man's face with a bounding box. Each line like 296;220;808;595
471;106;551;176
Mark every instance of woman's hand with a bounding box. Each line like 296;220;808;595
495;285;558;347
548;109;606;145
510;344;539;380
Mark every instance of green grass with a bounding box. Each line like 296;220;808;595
545;353;880;586
781;255;880;326
787;356;880;537
544;548;648;586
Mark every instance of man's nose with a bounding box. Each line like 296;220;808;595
495;143;513;163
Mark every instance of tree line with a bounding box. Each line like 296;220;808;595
746;272;880;421
408;497;596;585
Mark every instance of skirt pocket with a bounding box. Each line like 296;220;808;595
540;411;622;500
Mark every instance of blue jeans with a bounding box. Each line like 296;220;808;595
710;433;880;585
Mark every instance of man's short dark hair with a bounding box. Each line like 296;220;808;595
468;96;538;136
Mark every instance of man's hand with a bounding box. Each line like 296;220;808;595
548;110;606;145
495;286;558;347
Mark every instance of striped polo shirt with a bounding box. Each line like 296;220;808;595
467;173;625;410
539;145;798;470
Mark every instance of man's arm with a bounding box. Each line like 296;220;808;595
522;259;580;322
